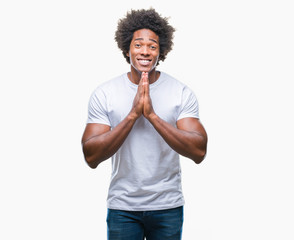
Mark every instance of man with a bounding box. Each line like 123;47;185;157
82;8;207;240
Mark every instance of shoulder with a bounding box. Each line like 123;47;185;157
97;73;126;90
159;72;193;93
160;72;187;88
161;72;198;105
92;73;127;96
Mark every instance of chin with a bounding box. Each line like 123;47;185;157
134;67;150;73
141;68;152;73
141;66;157;73
131;63;156;74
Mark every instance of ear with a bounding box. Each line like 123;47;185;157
126;51;129;57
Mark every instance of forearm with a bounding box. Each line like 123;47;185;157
148;114;207;164
82;114;137;168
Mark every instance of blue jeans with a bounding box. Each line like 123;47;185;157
107;206;184;240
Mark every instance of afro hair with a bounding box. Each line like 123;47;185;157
115;8;175;65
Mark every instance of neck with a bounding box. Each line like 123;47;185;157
128;67;159;85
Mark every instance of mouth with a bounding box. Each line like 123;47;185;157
137;58;152;66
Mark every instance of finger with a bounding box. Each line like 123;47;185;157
139;72;144;84
143;72;149;95
141;72;147;84
137;73;145;95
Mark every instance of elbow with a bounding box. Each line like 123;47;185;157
84;153;108;169
88;163;98;169
83;155;99;169
191;144;207;164
82;148;109;169
184;149;206;164
182;143;207;164
82;143;101;169
193;137;208;164
86;157;99;169
192;151;206;164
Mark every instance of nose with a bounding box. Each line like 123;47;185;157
140;46;150;55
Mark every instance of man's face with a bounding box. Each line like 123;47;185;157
127;29;160;74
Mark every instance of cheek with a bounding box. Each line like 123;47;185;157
127;51;134;63
153;54;159;65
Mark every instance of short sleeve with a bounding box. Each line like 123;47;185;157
87;87;111;126
177;86;199;120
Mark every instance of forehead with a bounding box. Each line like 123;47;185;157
132;29;159;42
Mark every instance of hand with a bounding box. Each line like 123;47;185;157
129;73;145;119
142;72;156;120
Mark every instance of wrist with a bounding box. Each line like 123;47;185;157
146;112;158;123
127;111;140;122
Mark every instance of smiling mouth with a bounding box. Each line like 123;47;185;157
137;59;152;66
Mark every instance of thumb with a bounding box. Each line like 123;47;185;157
142;72;148;85
142;72;149;95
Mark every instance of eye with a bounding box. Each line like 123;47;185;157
150;45;157;50
135;43;141;48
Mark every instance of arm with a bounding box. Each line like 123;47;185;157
147;115;207;164
81;116;136;168
81;75;145;168
142;73;208;164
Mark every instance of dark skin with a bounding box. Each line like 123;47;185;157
82;29;208;168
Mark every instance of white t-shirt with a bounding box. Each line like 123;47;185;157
87;72;199;211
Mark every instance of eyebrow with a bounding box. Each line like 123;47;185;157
134;38;158;44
